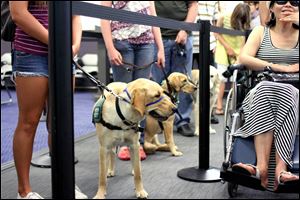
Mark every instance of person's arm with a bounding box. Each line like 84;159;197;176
175;1;198;44
10;1;48;44
72;15;82;57
238;26;299;73
239;26;268;70
259;1;270;26
214;15;236;57
149;1;165;67
100;1;123;65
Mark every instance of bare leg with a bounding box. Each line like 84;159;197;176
254;130;274;188
13;76;48;196
216;82;225;113
274;152;299;190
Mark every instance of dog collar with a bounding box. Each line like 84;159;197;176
146;96;165;107
123;88;131;101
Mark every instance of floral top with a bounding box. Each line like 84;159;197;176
111;1;154;44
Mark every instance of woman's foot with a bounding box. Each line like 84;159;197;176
232;163;268;189
274;170;299;191
215;108;224;115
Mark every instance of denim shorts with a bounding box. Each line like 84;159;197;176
12;50;75;78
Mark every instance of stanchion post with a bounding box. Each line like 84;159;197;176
177;20;221;182
198;20;210;169
48;2;75;198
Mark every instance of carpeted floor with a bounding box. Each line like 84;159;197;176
1;88;98;164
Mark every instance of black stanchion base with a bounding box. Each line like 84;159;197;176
31;154;78;168
177;166;221;182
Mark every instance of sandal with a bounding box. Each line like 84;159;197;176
275;170;299;191
232;163;260;179
215;108;224;115
277;171;299;185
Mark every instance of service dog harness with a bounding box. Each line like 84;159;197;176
93;88;166;133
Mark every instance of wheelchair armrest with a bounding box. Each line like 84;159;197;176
222;64;246;78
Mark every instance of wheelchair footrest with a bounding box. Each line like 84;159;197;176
220;168;266;191
275;180;300;193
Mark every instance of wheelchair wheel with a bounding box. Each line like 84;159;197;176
228;182;238;198
223;88;233;158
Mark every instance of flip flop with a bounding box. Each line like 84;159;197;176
277;171;299;185
232;163;260;179
215;108;224;115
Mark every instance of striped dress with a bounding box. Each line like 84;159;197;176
233;27;299;167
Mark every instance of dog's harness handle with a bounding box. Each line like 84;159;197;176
115;98;144;132
73;60;131;104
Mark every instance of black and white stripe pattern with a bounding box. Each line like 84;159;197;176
256;27;299;65
234;81;299;167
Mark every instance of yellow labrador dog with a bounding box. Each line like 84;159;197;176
93;78;176;199
191;66;221;135
143;72;197;156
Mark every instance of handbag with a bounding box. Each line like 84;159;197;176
1;1;16;42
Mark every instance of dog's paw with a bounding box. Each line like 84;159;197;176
136;189;148;199
93;192;106;199
210;127;216;134
107;170;115;177
172;151;183;157
93;188;106;199
194;131;199;136
156;144;169;151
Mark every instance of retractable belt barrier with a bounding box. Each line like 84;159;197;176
49;2;251;198
72;1;246;36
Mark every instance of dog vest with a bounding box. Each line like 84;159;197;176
92;95;106;124
92;95;144;132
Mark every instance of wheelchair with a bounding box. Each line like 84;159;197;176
220;64;299;197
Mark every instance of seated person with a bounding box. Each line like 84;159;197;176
231;0;299;190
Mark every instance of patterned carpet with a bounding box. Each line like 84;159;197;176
1;88;98;164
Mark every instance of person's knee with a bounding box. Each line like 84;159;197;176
18;117;40;134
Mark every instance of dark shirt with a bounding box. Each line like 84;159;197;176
155;1;193;39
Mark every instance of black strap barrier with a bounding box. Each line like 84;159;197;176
49;1;249;197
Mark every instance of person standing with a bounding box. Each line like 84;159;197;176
101;1;165;160
192;1;221;125
10;1;87;199
244;1;261;29
151;1;198;137
214;3;251;115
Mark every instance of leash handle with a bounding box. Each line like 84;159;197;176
122;60;156;72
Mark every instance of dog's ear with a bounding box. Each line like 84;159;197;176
170;76;183;92
131;88;146;116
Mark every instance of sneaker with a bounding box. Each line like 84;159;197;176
75;185;88;199
118;146;147;161
118;146;131;161
139;146;147;161
177;124;194;137
17;192;44;199
210;114;219;124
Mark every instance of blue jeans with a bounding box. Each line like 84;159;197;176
111;40;155;145
151;36;194;127
111;40;155;83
